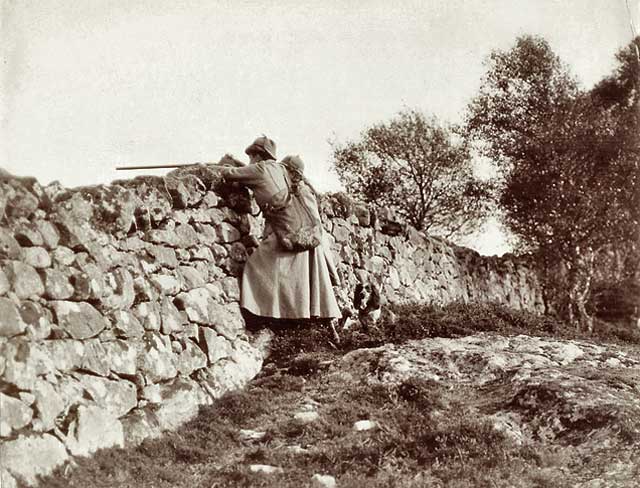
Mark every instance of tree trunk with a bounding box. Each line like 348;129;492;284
565;247;596;333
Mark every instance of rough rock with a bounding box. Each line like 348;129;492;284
0;434;69;486
1;340;55;389
3;261;44;299
22;247;51;268
81;339;111;376
0;269;9;295
150;273;182;296
103;340;138;376
45;339;84;372
0;297;27;337
353;420;377;431
65;405;124;457
177;339;208;376
201;328;232;364
42;268;74;300
196;340;263;399
111;310;145;338
294;411;320;424
101;268;135;310
338;333;640;451
0;393;33;437
249;465;284;474
152;378;209;431
133;301;162;331
312;474;337;488
52;301;108;339
160;297;185;334
51;246;75;266
34;220;60;249
0;228;23;260
31;379;65;432
137;333;178;383
120;409;163;447
76;374;137;418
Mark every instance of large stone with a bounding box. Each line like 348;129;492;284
160;297;185;335
42;268;74;299
0;228;23;260
200;328;232;364
0;393;33;437
175;287;216;324
196;339;263;399
120;409;163;448
3;261;44;299
215;222;242;243
212;302;245;340
175;223;199;247
34;220;60;250
51;246;75;266
0;434;69;485
133;275;160;301
103;340;138;376
150;273;182;296
153;378;209;431
19;301;52;340
175;289;244;337
44;339;84;372
65;405;124;457
111;310;145;338
52;301;107;339
177;339;208;376
13;224;43;247
0;269;9;295
133;301;162;331
81;339;111;376
76;374;137;418
176;266;206;290
189;245;214;261
137;333;178;383
101;268;135;310
31;379;65;432
22;247;51;268
221;276;241;301
0;297;27;337
1;340;55;390
145;229;182;247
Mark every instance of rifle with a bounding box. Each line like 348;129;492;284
115;163;206;171
116;155;245;171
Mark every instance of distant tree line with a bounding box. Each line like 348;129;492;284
331;35;639;330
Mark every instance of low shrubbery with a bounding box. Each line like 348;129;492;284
265;301;640;368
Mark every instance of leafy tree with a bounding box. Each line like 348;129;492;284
330;108;494;239
466;35;639;331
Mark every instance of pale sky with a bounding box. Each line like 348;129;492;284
1;0;636;254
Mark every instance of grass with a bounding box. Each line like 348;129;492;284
38;302;640;488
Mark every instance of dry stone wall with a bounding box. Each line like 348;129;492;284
0;166;543;486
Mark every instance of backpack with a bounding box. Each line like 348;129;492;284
263;170;323;252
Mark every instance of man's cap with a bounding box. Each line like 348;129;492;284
245;136;277;159
281;154;305;174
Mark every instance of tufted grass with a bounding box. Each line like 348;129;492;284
39;302;640;488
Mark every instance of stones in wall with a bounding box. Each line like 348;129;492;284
0;167;543;486
0;169;266;486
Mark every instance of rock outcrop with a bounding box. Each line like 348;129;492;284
0;167;543;485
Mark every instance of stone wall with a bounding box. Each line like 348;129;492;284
0;166;543;486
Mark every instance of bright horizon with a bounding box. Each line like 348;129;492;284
2;0;636;255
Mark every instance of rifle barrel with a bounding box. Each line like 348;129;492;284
115;163;200;171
